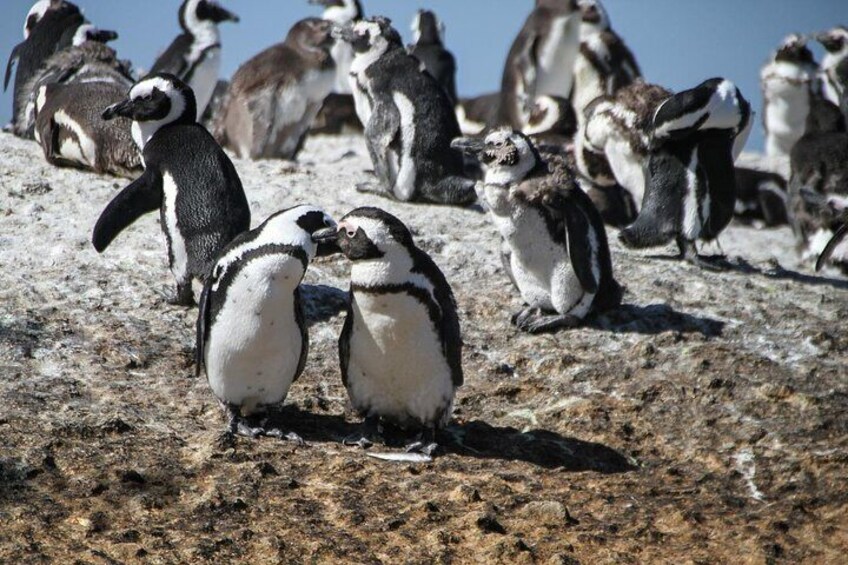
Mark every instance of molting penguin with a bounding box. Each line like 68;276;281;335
216;18;336;160
575;79;672;210
816;26;848;107
571;0;641;127
619;78;751;269
92;73;251;305
407;9;458;105
334;18;476;205
761;34;818;159
197;205;338;438
318;207;462;456
149;0;239;120
5;0;85;134
493;0;582;129
453;129;622;333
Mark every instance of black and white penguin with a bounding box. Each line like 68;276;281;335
455;92;499;136
216;18;336;160
5;0;85;134
817;26;848;108
453;129;622;333
149;0;239;120
309;0;362;94
525;94;578;151
92;73;251;305
334;18;476;205
571;0;640;127
196;205;338;438
22;0;54;40
493;0;582;129
761;34;818;159
619;78;751;269
574;79;672;209
316;207;462;456
733;167;788;227
407;9;458;106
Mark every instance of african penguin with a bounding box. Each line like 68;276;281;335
5;0;85;134
816;26;848;108
23;0;54;40
196;205;338;438
318;207;462;455
149;0;239;120
575;79;672;209
493;0;582;129
215;18;336;160
334;17;476;205
309;0;362;95
92;73;251;306
761;34;818;159
524;94;578;152
620;78;751;270
407;9;458;106
733;167;788;227
455;92;499;136
453;129;622;333
572;0;641;128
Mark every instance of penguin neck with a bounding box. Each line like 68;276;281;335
186;19;220;53
822;46;848;71
131;118;192;152
350;42;393;75
350;246;416;288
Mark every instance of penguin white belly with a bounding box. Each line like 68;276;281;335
351;73;372;125
54;109;97;168
346;292;454;427
189;47;221;120
536;14;580;99
681;153;705;241
572;54;604;125
332;42;354;94
161;172;189;283
205;255;304;414
605;138;646;208
391;92;417;201
763;82;809;157
272;70;335;157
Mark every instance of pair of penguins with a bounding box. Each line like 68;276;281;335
91;73;461;457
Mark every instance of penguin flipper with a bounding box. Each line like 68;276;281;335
816;223;848;272
338;290;354;389
557;194;600;294
149;34;192;78
292;286;309;383
92;169;162;252
5;42;22;91
365;101;400;189
195;278;213;378
619;151;681;249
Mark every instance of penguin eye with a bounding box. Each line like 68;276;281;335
347;229;357;237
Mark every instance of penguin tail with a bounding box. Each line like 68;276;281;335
426;176;478;206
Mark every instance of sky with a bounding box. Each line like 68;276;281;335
1;0;845;151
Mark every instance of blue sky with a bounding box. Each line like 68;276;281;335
2;1;844;151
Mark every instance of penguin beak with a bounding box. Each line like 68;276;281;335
91;29;119;43
309;0;336;6
451;137;485;156
312;227;341;257
208;4;239;24
102;98;134;121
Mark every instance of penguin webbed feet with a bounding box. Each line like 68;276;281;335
676;238;730;272
355;181;389;197
343;415;382;449
512;307;582;334
264;427;307;446
226;408;264;439
167;281;196;307
404;428;438;457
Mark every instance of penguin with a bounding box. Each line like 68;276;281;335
574;79;672;209
149;0;239;121
816;26;848;107
619;78;751;269
453;129;622;333
571;0;641;127
455;92;499;136
565;145;637;227
733;167;788;227
22;0;54;40
196;205;338;438
492;0;582;129
315;207;462;456
215;18;336;160
92;73;251;306
334;17;476;205
524;94;578;151
407;9;458;106
5;0;85;134
761;34;818;159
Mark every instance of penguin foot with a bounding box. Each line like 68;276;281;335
168;283;195;307
343;416;381;449
232;420;264;439
355;182;387;196
265;429;307;446
685;254;729;271
405;441;439;457
513;307;581;333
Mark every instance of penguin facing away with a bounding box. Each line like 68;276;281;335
816;26;848;107
453;130;622;333
93;73;251;306
620;78;750;270
197;205;338;438
407;9;458;105
314;207;463;456
333;17;476;206
216;18;336;160
149;0;239;120
23;0;54;40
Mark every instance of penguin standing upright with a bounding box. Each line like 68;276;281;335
619;78;751;269
314;207;462;456
5;0;85;134
92;74;250;305
453;130;622;333
817;26;848;108
22;1;54;40
493;0;582;129
761;34;818;159
571;0;640;127
407;10;458;105
334;18;476;205
149;0;239;120
216;18;336;160
197;205;338;438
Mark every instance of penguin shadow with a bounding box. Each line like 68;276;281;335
300;284;348;325
589;303;725;337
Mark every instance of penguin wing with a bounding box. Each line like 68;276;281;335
5;42;22;91
552;193;600;294
195;277;213;378
292;286;309;383
149;34;192;77
817;223;848;272
92;169;163;252
338;290;354;388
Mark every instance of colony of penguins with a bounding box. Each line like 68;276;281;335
4;0;847;458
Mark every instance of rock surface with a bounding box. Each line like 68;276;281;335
0;132;846;563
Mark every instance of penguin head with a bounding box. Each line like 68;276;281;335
452;129;542;186
23;0;54;39
287;18;336;52
773;34;816;67
536;0;579;12
262;205;338;259
309;0;363;24
578;0;611;33
71;24;118;47
180;0;239;31
103;73;197;127
816;26;848;55
325;207;415;262
333;17;402;57
411;10;445;45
